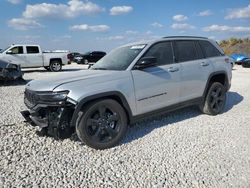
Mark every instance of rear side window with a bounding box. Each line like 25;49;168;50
26;46;39;54
143;42;174;65
174;41;198;62
195;41;204;59
199;40;222;58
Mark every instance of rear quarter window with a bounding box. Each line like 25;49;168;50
199;40;222;58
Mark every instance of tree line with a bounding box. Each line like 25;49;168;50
219;37;250;55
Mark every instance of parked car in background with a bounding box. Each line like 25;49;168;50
67;52;80;63
0;44;69;72
242;58;250;68
74;51;106;64
73;54;85;64
231;53;250;65
0;59;23;81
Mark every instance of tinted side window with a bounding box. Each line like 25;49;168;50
143;42;174;65
27;46;39;54
195;41;204;59
94;52;105;56
98;52;105;56
199;40;222;58
174;41;197;62
10;46;23;54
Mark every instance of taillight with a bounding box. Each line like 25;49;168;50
225;58;230;63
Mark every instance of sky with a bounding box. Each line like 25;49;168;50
0;0;250;53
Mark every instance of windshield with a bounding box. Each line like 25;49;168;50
91;44;146;70
0;46;10;53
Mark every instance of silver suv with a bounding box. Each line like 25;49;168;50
21;36;232;149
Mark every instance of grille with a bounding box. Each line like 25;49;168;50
24;89;37;108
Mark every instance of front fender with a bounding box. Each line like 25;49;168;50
70;91;133;127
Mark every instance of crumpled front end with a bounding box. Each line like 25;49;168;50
21;88;77;138
0;61;23;80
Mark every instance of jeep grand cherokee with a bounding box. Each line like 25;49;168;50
21;36;232;149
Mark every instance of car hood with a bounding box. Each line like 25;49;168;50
26;69;127;91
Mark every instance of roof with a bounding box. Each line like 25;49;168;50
162;36;208;39
118;36;211;49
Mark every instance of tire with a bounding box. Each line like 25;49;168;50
200;82;226;115
44;66;50;71
242;61;250;68
76;99;128;150
49;60;62;72
80;58;86;64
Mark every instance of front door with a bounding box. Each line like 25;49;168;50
131;41;181;114
4;46;26;66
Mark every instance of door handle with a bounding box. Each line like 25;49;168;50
168;67;179;72
201;62;209;67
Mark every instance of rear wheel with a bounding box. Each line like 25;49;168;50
200;82;226;115
76;99;128;149
50;61;62;72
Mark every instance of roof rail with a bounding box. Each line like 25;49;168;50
162;36;208;39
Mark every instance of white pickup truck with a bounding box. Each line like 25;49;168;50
0;44;69;72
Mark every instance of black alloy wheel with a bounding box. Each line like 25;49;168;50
200;82;226;115
76;99;127;149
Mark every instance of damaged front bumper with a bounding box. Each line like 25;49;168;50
21;89;77;138
0;61;23;80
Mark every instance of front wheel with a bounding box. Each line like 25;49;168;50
76;99;128;150
50;61;62;72
200;82;226;115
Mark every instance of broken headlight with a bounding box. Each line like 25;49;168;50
37;91;69;103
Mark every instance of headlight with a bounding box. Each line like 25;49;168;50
37;91;69;102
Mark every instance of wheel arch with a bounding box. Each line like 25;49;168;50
202;71;229;99
50;58;62;64
70;91;133;127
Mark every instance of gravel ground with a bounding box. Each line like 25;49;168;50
0;64;249;187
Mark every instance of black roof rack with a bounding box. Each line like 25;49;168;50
162;36;208;39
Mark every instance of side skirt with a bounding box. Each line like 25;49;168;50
130;97;203;124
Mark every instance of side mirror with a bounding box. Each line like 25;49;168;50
6;50;13;54
135;57;157;69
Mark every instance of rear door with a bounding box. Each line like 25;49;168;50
24;46;43;67
131;41;181;114
174;40;213;102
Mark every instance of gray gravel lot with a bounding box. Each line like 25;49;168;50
0;64;250;187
